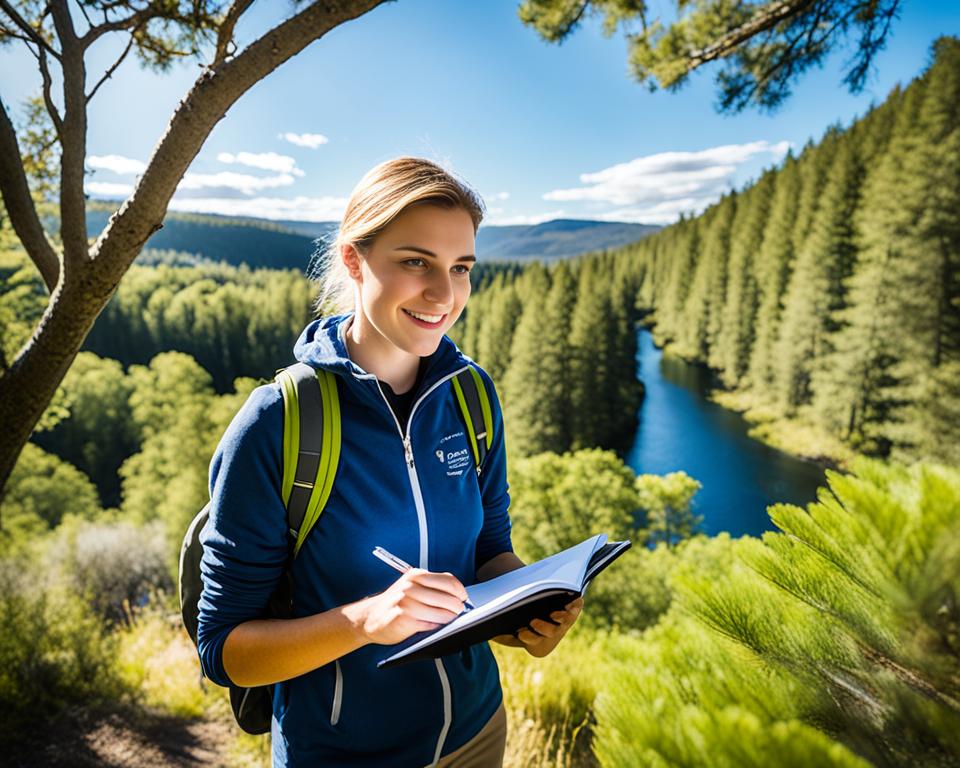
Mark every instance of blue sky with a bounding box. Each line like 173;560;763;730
2;1;957;225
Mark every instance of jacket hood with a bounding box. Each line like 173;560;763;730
293;312;473;392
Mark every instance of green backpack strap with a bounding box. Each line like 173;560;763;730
451;365;494;477
275;363;342;558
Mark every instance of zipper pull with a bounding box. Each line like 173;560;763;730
403;435;414;468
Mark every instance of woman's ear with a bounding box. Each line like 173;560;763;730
342;243;363;282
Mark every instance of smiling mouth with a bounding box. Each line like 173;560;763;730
402;308;447;326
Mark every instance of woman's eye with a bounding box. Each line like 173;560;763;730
402;258;470;276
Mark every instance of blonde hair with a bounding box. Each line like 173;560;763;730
311;156;485;316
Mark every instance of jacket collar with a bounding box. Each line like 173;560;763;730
293;312;473;397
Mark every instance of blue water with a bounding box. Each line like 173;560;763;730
625;329;826;538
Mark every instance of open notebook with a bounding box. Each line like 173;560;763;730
378;533;631;669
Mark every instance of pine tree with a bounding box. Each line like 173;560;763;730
812;66;931;452
774;136;863;412
568;261;613;448
715;170;777;387
476;276;524;382
875;37;960;462
501;265;568;456
747;153;802;394
678;194;736;361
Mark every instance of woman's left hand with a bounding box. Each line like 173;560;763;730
513;597;584;658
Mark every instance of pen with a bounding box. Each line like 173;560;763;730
372;546;474;610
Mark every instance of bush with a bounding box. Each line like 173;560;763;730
0;443;102;551
51;518;173;623
0;552;124;739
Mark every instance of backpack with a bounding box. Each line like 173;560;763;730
179;361;494;734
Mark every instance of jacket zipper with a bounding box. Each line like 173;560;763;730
373;365;470;766
330;659;343;726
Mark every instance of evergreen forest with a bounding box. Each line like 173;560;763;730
1;37;959;768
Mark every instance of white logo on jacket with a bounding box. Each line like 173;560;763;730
437;431;470;477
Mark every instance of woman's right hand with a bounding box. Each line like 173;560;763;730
356;569;470;645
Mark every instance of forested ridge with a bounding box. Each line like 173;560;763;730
620;37;960;467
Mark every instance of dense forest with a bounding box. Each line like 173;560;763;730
1;38;959;768
621;37;960;467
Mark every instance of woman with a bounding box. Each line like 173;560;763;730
196;157;584;767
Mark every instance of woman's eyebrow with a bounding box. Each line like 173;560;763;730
393;245;476;262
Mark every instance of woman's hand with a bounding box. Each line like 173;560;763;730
497;597;584;658
354;568;469;646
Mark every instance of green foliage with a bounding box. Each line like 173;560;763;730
50;517;172;624
33;352;138;508
592;459;960;766
84;263;313;391
120;352;257;571
636;471;702;547
0;443;102;547
0;551;124;740
508;449;641;564
0;231;47;374
519;0;901;113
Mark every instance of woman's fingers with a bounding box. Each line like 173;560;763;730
406;569;470;603
398;582;466;620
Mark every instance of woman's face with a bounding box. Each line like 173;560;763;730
344;203;476;358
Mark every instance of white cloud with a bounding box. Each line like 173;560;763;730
85;181;134;197
279;132;329;149
592;198;711;225
176;171;297;195
544;140;790;222
88;154;146;175
217;151;305;177
166;195;348;222
483;209;568;226
484;191;510;202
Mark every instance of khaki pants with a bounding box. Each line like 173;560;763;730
435;701;507;767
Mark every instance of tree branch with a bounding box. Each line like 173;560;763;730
0;0;61;61
37;45;64;138
80;5;174;49
0;96;61;292
86;32;135;102
686;0;820;73
214;0;255;66
49;0;89;268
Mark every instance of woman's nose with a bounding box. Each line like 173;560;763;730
423;270;454;307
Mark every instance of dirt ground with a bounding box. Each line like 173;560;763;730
8;705;248;768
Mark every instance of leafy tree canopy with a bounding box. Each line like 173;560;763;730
518;0;902;112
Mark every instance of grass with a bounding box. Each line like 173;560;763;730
495;627;623;767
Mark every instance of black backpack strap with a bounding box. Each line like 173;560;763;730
285;362;325;540
452;366;493;475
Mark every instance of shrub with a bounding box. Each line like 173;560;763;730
0;552;123;739
51;517;172;623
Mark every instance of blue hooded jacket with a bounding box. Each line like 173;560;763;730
196;312;514;767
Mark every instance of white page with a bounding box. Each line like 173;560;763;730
465;533;606;609
383;533;608;662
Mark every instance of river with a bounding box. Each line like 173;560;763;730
625;328;827;538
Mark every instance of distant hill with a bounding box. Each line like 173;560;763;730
85;205;659;270
477;219;660;261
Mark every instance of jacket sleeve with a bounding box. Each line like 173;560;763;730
473;366;514;569
196;383;289;687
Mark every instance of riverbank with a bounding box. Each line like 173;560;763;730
647;329;856;473
707;389;856;472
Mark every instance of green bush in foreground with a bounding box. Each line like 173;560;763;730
594;459;960;766
0;551;123;738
